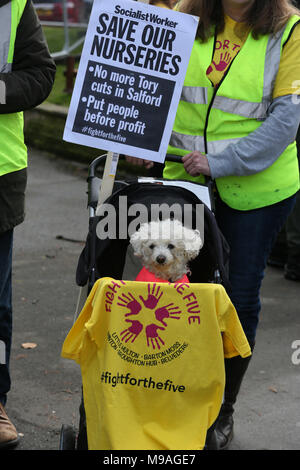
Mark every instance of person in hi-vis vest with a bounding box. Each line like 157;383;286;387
0;0;55;449
126;0;300;449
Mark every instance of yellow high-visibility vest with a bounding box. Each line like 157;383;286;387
0;0;28;177
165;15;300;210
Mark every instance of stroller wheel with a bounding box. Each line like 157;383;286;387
59;424;77;450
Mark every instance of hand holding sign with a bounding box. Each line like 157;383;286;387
125;155;154;169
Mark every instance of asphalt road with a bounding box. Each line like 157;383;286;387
5;148;300;453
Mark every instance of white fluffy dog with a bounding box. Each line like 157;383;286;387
130;219;203;283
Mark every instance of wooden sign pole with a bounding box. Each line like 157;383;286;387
95;0;150;216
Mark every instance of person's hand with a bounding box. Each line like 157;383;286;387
125;155;154;169
182;151;211;176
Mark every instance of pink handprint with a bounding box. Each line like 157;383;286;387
154;303;181;327
117;292;142;317
139;283;163;309
145;324;165;350
120;319;143;343
212;52;232;71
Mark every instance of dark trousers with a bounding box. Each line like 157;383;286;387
215;194;296;344
0;230;13;406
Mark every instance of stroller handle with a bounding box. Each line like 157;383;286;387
88;153;186;178
87;153;215;214
88;154;108;178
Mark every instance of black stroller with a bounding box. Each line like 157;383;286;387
59;154;230;450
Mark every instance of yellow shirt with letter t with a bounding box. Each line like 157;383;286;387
61;277;251;450
206;14;300;96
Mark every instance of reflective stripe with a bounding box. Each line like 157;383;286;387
170;130;206;153
207;138;241;154
181;86;208;104
263;28;286;102
0;2;12;74
0;80;6;104
212;95;269;119
169;130;240;154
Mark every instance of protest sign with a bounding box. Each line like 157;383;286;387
63;0;198;163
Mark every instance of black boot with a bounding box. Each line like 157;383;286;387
204;422;219;450
215;348;254;450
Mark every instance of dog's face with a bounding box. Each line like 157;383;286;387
130;219;203;281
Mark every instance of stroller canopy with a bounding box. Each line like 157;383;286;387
76;182;230;291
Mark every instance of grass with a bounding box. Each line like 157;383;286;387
46;62;75;106
42;25;85;106
43;25;85;54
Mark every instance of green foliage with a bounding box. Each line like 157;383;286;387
43;25;85;55
43;26;85;106
46;63;74;106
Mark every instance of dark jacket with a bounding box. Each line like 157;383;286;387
0;0;56;234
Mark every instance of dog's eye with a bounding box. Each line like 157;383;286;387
149;244;155;249
168;244;175;249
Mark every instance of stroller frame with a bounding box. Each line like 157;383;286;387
59;154;230;450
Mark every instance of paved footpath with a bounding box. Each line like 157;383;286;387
6;148;300;452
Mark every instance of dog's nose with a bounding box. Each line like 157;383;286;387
156;255;166;264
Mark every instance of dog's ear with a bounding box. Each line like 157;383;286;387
183;228;203;261
129;231;143;257
129;223;149;257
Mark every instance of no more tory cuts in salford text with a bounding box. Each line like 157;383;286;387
81;65;164;134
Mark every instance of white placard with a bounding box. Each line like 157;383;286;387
63;0;198;163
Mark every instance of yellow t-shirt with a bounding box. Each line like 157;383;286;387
206;15;300;98
62;278;251;450
151;1;170;7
